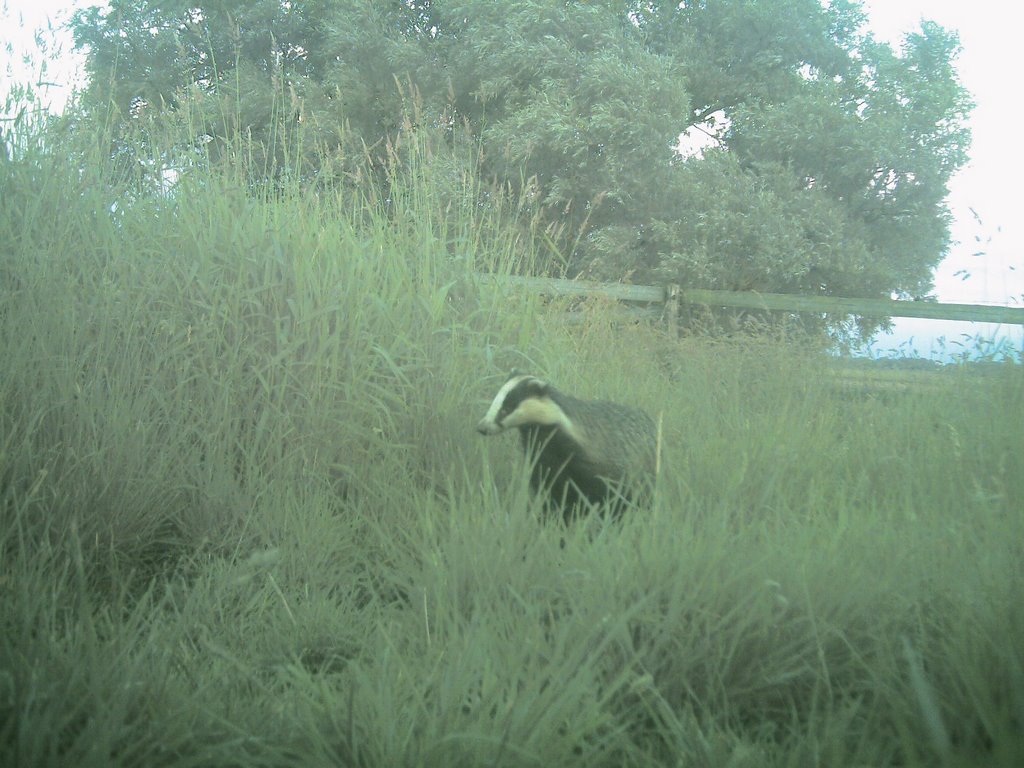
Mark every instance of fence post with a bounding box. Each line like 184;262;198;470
664;284;681;335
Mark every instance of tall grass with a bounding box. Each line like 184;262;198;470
1;97;1022;767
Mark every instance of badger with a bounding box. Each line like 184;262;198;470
476;371;657;521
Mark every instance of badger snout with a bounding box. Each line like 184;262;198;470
476;419;500;435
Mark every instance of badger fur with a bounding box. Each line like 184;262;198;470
477;371;657;521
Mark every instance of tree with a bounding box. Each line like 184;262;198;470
70;0;972;322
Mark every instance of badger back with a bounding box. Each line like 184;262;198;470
563;396;657;483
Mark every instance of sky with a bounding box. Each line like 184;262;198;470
3;0;1022;360
858;1;1023;359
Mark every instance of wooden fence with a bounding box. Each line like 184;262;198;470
480;274;1024;328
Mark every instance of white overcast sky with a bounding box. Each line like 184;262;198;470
3;0;1022;357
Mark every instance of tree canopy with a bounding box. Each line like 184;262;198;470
71;0;972;308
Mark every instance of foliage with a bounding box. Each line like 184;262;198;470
1;93;1022;766
67;0;972;328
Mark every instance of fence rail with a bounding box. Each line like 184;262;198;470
480;274;1024;326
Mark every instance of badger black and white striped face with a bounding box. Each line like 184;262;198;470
476;373;572;436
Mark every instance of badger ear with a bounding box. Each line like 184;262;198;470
529;377;549;394
508;368;548;392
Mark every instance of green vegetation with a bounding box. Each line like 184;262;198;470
69;0;973;318
2;94;1021;767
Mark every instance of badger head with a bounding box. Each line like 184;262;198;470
476;371;570;435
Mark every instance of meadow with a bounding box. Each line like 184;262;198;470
1;116;1022;767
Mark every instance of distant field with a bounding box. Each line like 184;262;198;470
825;356;1011;395
2;124;1021;768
